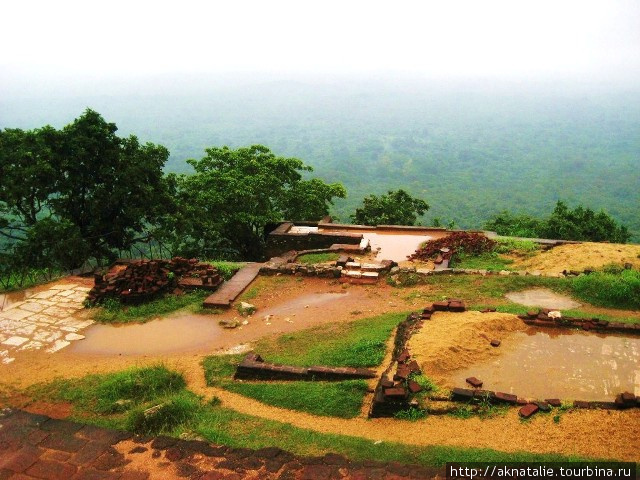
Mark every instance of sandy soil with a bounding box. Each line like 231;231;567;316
407;311;531;386
513;242;640;273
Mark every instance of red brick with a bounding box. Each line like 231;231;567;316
407;380;423;394
26;459;77;479
465;377;483;388
545;398;562;407
0;445;40;472
383;387;407;399
519;403;539;418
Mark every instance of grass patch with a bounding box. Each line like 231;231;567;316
202;354;244;386
494;238;540;255
92;289;209;324
204;260;245;280
0;267;66;292
296;252;340;264
254;311;407;368
240;286;260;301
398;274;572;304
451;252;513;271
221;380;367;418
571;269;640;310
29;366;608;465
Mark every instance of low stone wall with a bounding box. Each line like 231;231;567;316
234;353;377;381
370;300;640;418
518;309;640;335
265;222;363;259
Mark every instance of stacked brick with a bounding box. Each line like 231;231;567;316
87;257;223;305
370;313;426;417
519;309;640;335
234;353;377;381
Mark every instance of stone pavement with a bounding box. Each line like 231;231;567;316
0;409;444;479
0;282;93;365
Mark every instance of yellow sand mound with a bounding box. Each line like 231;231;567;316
407;311;528;385
512;242;640;273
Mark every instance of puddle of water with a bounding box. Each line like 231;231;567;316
70;316;223;355
451;329;639;401
260;292;348;316
0;288;38;311
362;232;432;262
505;289;581;310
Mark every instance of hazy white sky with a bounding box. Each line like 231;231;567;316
1;0;639;80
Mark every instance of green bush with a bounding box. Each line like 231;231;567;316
95;365;186;413
125;392;200;435
572;269;640;310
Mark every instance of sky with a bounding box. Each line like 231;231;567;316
1;0;639;88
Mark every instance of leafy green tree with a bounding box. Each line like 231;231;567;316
485;201;630;243
175;145;346;260
484;211;543;238
0;109;174;268
540;201;630;243
350;189;429;226
279;178;346;222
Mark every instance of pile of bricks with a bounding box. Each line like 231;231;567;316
370;312;427;417
234;353;377;381
519;309;640;335
87;257;223;305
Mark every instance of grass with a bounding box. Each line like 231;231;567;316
201;312;405;418
0;267;66;292
28;366;608;465
221;380;368;418
92;289;210;324
296;252;340;264
398;274;572;303
494;237;540;255
451;252;514;271
571;269;640;310
203;260;245;280
253;311;407;368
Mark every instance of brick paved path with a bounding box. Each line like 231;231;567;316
0;409;443;479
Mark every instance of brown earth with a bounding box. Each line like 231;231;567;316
407;311;531;386
1;273;640;463
512;242;640;273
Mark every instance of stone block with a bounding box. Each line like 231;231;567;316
451;388;475;401
383;387;407;399
407;380;422;394
432;301;449;311
493;392;517;404
519;403;539;418
535;401;551;412
545;398;562;407
407;360;420;373
465;377;483;388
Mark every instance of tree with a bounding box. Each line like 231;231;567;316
484;201;631;243
0;109;175;268
174;145;347;260
279;178;346;222
484;211;542;238
540;201;630;243
350;189;429;226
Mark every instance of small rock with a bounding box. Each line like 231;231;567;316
535;401;551;412
219;319;240;329
237;302;257;316
490;339;501;347
241;320;249;325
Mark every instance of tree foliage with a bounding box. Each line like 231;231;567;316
350;189;429;226
0;109;174;269
485;201;631;243
171;145;346;260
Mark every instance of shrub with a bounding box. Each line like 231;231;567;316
126;392;200;435
409;232;496;261
95;365;186;413
571;269;640;310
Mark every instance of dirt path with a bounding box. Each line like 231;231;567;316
183;369;640;462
